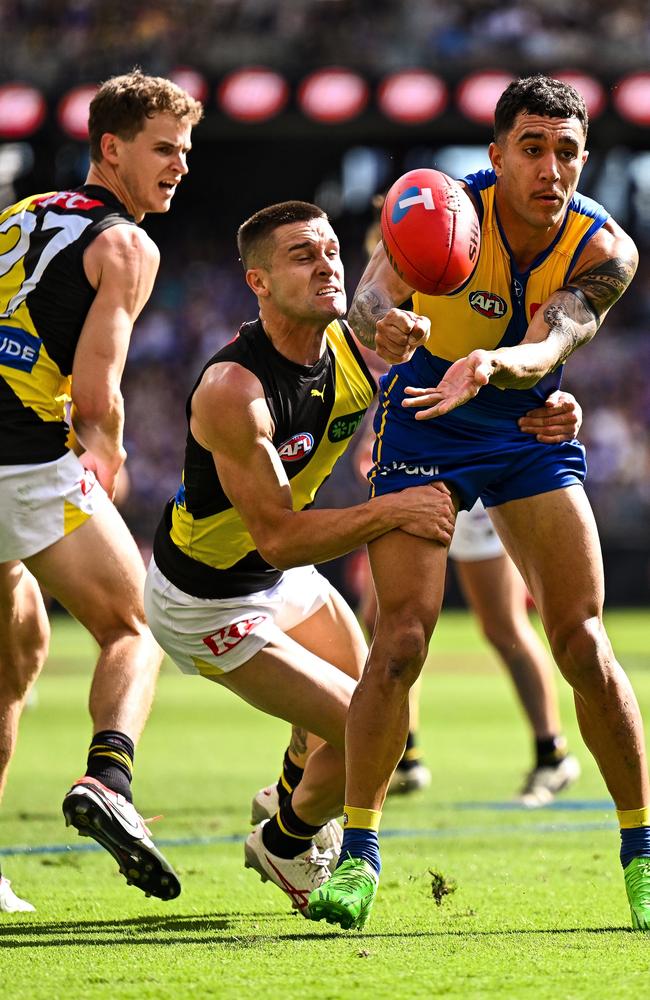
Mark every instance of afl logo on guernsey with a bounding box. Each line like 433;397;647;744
469;291;508;319
278;432;314;462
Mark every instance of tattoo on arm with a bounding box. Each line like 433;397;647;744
348;287;393;348
543;290;598;368
569;255;636;323
289;726;308;757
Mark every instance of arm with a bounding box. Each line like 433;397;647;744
71;225;159;498
348;243;429;364
403;220;638;419
190;364;456;570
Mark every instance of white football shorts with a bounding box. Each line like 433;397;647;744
0;450;110;563
144;558;332;677
448;498;505;562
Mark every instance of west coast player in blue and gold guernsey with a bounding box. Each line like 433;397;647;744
309;75;650;932
0;70;202;914
144;200;456;917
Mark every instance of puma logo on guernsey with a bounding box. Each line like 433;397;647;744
311;387;326;400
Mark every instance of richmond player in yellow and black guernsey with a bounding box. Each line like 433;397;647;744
0;70;202;914
145;201;455;916
0;187;135;464
153;315;377;598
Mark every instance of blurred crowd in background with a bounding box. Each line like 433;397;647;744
1;0;649;86
2;0;650;602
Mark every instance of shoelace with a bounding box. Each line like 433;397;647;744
305;849;334;881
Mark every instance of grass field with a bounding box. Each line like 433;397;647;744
2;610;650;998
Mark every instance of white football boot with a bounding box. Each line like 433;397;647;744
244;820;332;918
250;784;342;872
0;876;35;913
387;761;432;796
517;753;581;808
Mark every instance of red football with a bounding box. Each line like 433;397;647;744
381;168;480;295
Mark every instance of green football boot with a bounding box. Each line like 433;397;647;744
624;857;650;929
308;857;379;930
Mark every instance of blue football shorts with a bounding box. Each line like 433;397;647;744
368;359;586;511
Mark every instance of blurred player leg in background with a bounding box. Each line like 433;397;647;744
451;501;580;806
0;562;50;912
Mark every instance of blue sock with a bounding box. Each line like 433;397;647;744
620;826;650;868
339;828;381;876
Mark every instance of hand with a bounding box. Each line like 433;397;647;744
393;481;456;545
79;448;127;501
402;350;492;419
518;389;583;443
375;308;430;365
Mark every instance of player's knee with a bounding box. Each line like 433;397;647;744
550;616;612;687
0;644;44;700
374;616;430;688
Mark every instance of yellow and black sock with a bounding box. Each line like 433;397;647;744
535;735;567;768
261;792;320;859
86;730;134;802
275;750;304;804
397;730;423;772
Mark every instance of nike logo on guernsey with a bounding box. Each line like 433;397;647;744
265;854;310;912
311;387;326;400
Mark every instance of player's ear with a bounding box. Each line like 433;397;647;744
100;132;120;164
488;141;502;176
245;267;270;298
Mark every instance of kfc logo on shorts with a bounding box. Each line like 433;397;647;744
78;469;96;496
202;615;267;656
278;432;314;462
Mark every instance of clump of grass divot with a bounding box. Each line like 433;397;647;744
428;869;457;906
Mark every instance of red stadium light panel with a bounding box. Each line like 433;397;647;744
553;71;606;119
456;70;515;125
57;84;98;140
218;67;289;123
612;72;650;126
170;67;208;104
378;70;448;124
298;67;369;123
0;83;46;139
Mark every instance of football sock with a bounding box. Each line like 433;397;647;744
85;730;135;802
261;792;321;859
275;750;304;804
535;735;567;768
618;807;650;868
339;806;382;875
396;730;423;772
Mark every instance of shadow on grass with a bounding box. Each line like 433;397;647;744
0;912;633;948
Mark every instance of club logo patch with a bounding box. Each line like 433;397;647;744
468;291;508;319
328;410;365;442
278;432;314;462
0;326;41;372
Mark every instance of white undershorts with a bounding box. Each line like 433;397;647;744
0;450;109;563
448;498;505;562
144;558;332;677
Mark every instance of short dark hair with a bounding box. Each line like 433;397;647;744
237;200;328;270
494;75;588;142
88;68;203;162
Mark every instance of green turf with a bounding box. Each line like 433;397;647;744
2;610;650;998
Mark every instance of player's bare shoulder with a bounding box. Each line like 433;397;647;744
191;361;269;453
568;216;638;324
83;223;160;290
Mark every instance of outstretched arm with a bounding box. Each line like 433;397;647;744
403;220;638;419
190;363;456;568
